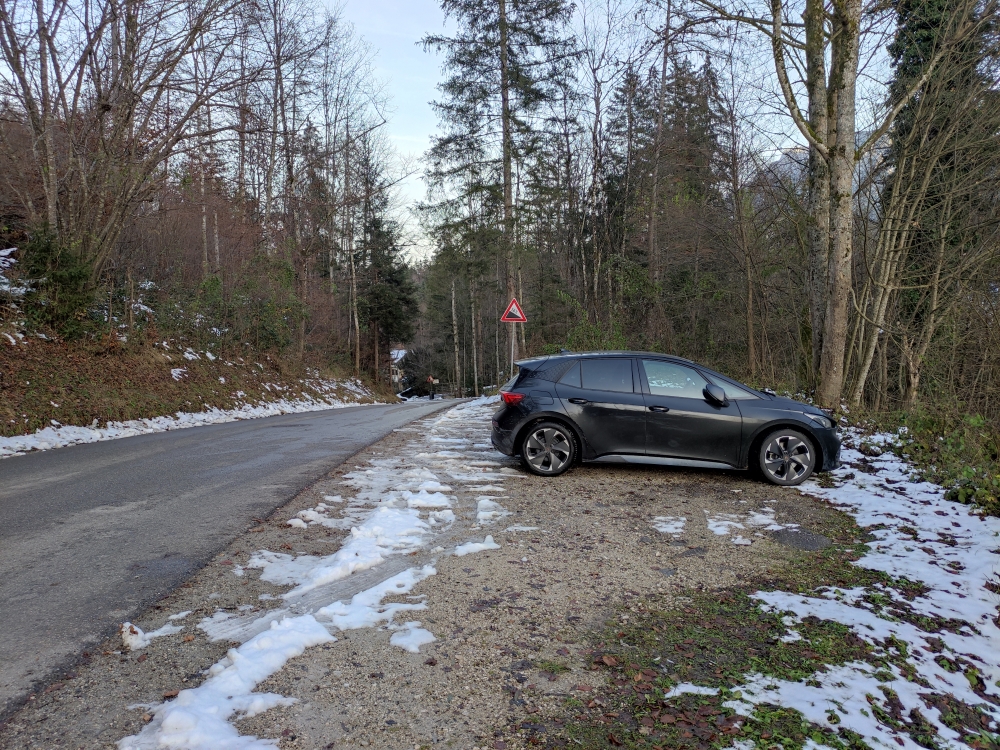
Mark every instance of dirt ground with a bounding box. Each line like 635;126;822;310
0;404;849;750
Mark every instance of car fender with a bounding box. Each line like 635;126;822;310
741;419;825;470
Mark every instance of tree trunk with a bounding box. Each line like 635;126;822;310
452;279;461;397
803;0;829;385
815;0;861;407
498;0;518;363
470;279;480;397
648;1;671;283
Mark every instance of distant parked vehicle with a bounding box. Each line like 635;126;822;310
491;351;840;485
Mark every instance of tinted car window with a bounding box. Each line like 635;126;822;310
581;359;633;393
718;381;759;400
558;361;581;387
642;360;707;398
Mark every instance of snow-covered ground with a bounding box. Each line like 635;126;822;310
726;432;1000;750
0;377;375;459
118;397;514;750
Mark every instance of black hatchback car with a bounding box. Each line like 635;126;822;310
491;351;840;485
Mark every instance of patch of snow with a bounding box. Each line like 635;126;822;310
663;683;720;698
120;621;183;651
389;622;436;653
170;368;187;381
316;565;435;629
252;507;429;597
168;611;192;621
476;498;510;524
652;516;686;535
704;507;798;538
119;616;333;750
454;535;501;556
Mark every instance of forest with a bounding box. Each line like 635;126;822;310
1;0;999;504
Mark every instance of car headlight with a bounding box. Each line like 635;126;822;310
807;413;834;429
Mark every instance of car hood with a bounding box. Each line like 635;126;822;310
766;394;827;417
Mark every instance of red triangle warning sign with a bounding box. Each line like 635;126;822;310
501;297;527;323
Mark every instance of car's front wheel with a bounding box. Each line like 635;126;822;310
758;429;816;486
520;421;576;477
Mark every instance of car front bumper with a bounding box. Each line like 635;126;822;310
817;429;842;471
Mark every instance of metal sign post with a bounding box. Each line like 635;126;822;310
500;298;527;377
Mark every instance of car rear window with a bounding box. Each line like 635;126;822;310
581;359;634;393
642;360;707;398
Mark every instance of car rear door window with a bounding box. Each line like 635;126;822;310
581;358;634;393
642;360;707;398
558;361;581;387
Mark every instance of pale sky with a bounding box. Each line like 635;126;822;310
338;0;449;260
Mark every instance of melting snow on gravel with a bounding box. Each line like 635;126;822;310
1;381;375;458
702;506;800;545
652;516;686;535
119;397;507;750
724;432;1000;749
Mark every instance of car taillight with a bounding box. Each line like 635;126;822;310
500;391;525;406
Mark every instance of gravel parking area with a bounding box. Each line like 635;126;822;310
0;400;846;750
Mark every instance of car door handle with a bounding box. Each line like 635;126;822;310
648;405;670;412
568;398;589;405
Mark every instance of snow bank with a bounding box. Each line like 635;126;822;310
1;382;373;459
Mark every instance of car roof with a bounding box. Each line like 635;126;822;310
516;351;695;366
514;351;768;397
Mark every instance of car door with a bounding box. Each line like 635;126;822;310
555;357;646;457
639;359;743;466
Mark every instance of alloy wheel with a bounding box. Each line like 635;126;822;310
762;432;815;484
524;426;573;475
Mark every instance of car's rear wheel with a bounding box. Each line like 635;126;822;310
758;429;816;486
520;421;576;477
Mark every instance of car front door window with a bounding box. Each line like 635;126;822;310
642;360;707;398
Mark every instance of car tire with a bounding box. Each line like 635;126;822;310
519;421;576;477
758;429;817;486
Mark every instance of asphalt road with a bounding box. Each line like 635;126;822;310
0;399;453;716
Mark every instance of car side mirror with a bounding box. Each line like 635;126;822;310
704;384;729;406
